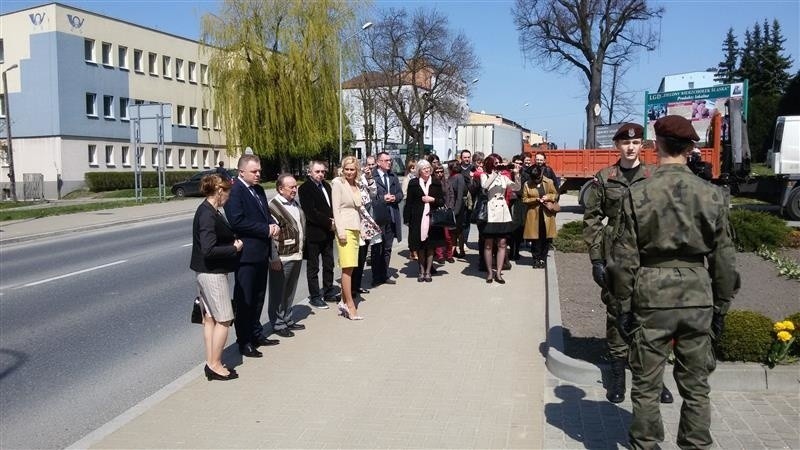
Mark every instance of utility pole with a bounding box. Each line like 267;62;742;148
608;62;620;125
2;64;20;202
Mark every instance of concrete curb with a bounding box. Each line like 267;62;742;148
544;251;800;393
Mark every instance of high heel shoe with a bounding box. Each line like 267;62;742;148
337;301;349;318
205;364;238;381
494;273;506;284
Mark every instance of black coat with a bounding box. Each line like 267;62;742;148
406;177;446;251
298;178;334;243
224;179;275;264
190;200;239;273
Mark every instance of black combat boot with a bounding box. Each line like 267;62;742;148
606;358;626;403
660;385;674;403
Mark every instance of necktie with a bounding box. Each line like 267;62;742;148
383;173;389;191
249;186;264;209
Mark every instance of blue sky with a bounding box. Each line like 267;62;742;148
2;0;798;148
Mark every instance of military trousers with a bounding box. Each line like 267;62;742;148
628;306;715;450
601;288;628;360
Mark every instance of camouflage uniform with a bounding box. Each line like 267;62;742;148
582;161;652;360
606;164;739;450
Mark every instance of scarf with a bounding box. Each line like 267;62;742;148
420;176;432;242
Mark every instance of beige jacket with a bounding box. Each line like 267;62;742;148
331;177;362;240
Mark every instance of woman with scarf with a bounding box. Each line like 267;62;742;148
405;159;445;282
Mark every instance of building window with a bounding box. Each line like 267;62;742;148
688;81;695;89
84;39;95;62
175;58;184;81
162;55;171;78
189;107;198;127
178;148;186;167
134;49;143;72
200;64;209;85
202;150;210;168
148;52;157;75
103;95;114;118
122;146;130;166
137;146;145;167
188;61;196;83
190;149;198;168
201;109;209;129
105;145;115;166
88;144;98;166
101;42;112;66
176;105;185;126
165;148;173;167
86;93;97;116
213;150;220;166
0;94;5;117
213;111;221;130
0;39;4;63
118;46;128;69
151;147;159;167
119;97;130;120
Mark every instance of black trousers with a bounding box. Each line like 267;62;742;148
305;238;335;301
352;242;371;293
233;261;267;346
371;223;396;284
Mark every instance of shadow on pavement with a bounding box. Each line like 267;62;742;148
545;385;632;449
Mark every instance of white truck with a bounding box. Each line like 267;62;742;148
456;123;523;160
766;116;800;220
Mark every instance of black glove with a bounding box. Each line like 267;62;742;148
711;312;725;342
615;312;637;344
591;260;606;288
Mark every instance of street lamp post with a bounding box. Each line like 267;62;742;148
2;64;19;202
339;21;373;163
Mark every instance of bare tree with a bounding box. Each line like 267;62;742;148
361;8;480;158
512;0;663;148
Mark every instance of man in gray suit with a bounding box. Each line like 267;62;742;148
370;152;403;286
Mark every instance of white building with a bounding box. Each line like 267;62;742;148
0;2;228;199
342;71;466;162
657;70;718;92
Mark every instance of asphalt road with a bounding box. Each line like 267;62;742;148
0;214;310;449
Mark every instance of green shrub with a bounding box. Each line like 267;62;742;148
784;312;800;356
729;209;791;251
717;310;774;362
554;220;588;253
85;171;197;192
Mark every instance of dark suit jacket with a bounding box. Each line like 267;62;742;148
371;168;404;240
190;200;239;273
298;178;334;243
224;179;274;264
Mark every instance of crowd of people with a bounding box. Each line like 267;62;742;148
189;149;562;380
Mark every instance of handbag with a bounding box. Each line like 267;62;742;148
470;197;487;224
191;296;203;324
430;207;456;228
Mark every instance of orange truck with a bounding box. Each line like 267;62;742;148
526;113;800;220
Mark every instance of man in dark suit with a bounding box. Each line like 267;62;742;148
370;151;404;286
225;154;281;358
298;161;336;309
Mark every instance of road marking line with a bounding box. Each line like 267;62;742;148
19;260;128;288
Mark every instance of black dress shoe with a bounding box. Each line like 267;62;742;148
382;279;396;285
254;336;280;347
287;323;306;330
205;365;239;381
309;298;330;309
273;328;295;338
238;343;263;358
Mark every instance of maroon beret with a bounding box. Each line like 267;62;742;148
612;123;644;141
654;115;700;141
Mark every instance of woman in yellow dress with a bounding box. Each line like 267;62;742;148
331;156;364;320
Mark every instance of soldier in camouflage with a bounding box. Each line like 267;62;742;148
606;115;740;450
582;122;673;405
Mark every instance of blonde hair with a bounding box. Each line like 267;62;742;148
339;155;361;181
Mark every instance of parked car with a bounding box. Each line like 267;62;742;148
171;168;237;197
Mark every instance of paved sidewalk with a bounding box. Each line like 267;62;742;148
83;249;548;449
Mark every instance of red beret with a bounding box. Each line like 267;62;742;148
612;123;644;141
654;115;700;141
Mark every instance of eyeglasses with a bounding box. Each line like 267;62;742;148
434;170;444;173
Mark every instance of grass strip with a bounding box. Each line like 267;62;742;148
0;198;165;221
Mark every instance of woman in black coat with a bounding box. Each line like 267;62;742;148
406;159;445;282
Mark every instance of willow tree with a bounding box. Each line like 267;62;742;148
200;0;361;168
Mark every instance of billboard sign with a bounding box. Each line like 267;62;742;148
644;81;748;143
594;123;624;149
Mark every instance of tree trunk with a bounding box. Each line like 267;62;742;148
585;64;603;148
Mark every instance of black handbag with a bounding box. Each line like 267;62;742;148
430;207;456;228
191;296;203;324
470;197;487;224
